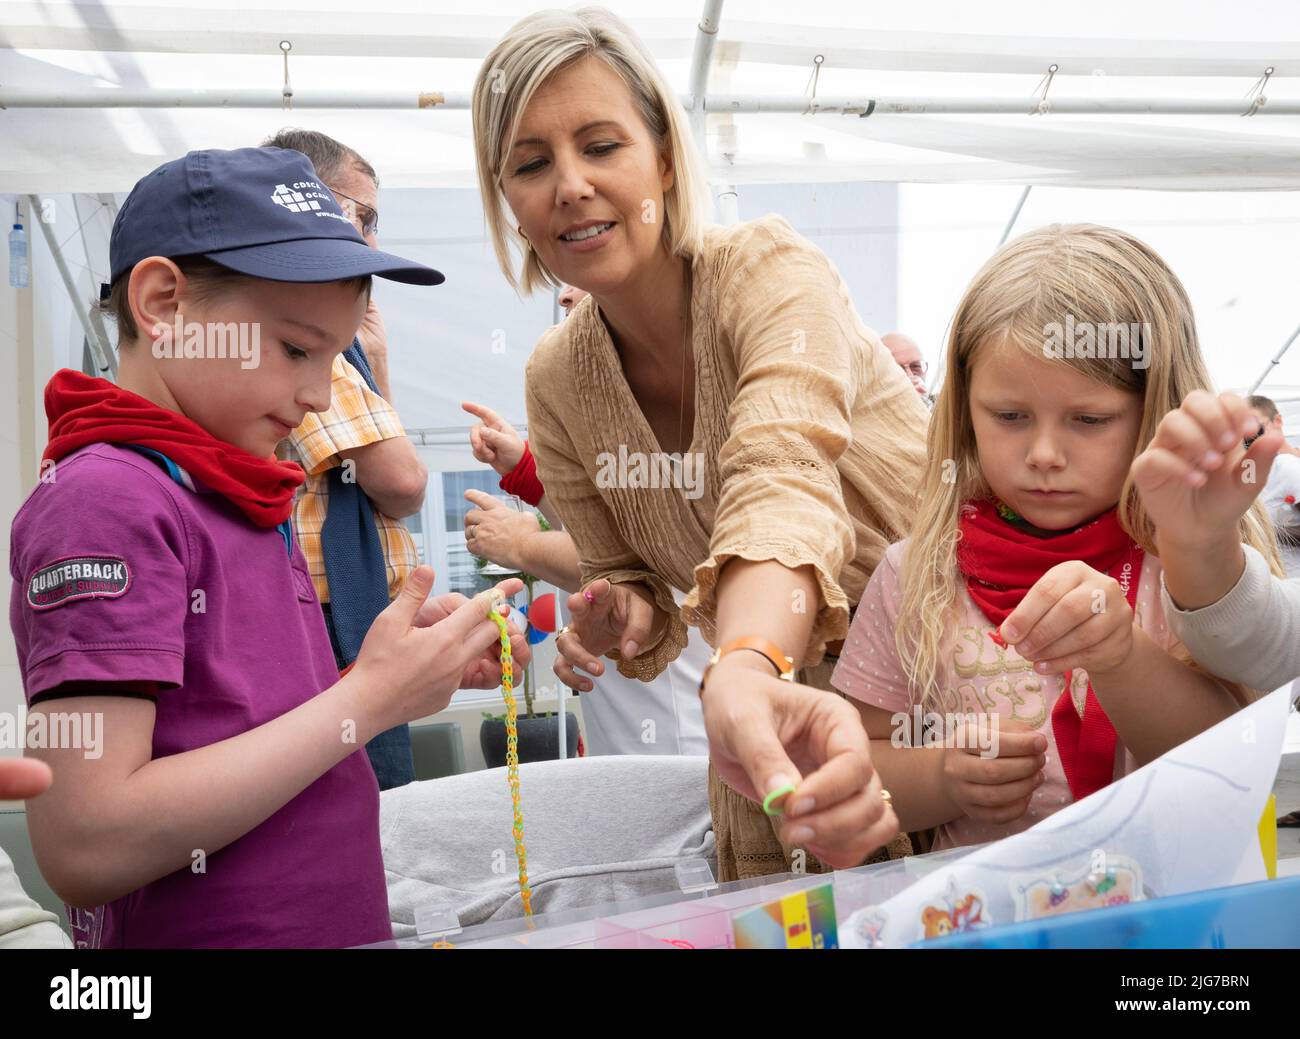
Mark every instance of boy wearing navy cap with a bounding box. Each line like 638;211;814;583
9;148;527;948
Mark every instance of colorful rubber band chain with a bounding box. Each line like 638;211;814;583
489;601;533;917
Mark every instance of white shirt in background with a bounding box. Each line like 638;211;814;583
580;634;710;756
578;587;709;756
1260;452;1300;577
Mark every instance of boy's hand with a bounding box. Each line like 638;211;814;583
1000;561;1137;677
352;567;524;731
938;718;1046;824
1131;389;1284;549
411;580;531;688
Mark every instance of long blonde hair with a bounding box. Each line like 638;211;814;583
898;223;1281;712
471;6;709;295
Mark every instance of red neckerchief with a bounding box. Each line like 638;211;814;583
956;499;1143;801
43;369;304;527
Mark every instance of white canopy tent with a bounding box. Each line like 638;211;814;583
6;1;1300;385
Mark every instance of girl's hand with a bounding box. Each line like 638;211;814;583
938;719;1047;824
1000;561;1137;677
552;579;660;690
462;400;526;476
1131;389;1284;549
411;580;531;689
701;654;899;869
353;567;523;732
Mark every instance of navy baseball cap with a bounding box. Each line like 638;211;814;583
107;147;443;287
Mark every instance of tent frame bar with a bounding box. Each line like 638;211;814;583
4;88;1299;116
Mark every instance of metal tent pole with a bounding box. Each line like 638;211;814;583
998;185;1033;246
26;194;114;376
1249;321;1300;395
5;88;1300;116
72;194;116;376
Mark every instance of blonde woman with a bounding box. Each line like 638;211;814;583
831;224;1279;852
471;7;928;879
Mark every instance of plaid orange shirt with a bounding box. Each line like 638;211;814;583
286;353;419;603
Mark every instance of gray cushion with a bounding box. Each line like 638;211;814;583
381;755;714;938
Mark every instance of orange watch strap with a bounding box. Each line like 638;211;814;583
714;636;795;677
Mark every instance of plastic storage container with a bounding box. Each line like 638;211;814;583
923;874;1300;949
364;844;981;949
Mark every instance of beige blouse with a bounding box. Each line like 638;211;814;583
525;214;929;680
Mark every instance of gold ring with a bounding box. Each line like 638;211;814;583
558;624;573;638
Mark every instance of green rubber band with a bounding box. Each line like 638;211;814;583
762;784;797;817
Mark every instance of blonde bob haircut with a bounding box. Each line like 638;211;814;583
472;6;709;295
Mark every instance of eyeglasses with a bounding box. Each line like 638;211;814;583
330;187;379;238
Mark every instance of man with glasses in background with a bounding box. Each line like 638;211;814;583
262;128;432;790
882;331;931;407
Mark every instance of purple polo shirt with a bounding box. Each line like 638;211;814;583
8;443;392;948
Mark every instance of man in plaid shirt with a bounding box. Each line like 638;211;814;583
266;129;431;790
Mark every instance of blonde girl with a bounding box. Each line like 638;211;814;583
832;224;1278;851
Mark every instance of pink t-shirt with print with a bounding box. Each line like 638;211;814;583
831;539;1180;852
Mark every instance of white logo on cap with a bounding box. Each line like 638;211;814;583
271;184;321;213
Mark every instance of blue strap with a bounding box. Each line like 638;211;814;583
319;337;392;666
125;445;292;555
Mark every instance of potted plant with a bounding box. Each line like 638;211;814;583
475;514;580;767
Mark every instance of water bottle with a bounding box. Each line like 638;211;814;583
8;223;29;288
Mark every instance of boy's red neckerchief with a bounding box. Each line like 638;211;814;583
43;369;304;527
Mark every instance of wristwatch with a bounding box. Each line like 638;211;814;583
698;636;796;695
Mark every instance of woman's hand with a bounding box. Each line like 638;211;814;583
463;489;540;571
462;400;526;476
1131;389;1283;550
937;718;1046;824
701;653;899;869
1000;561;1137;678
552;579;661;690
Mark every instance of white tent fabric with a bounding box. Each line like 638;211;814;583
4;0;1300;192
7;2;1300;417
